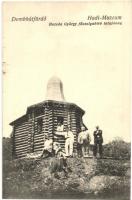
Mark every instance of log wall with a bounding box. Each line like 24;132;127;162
14;121;29;158
12;101;85;158
34;116;44;152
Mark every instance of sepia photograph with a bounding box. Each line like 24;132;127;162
2;2;131;199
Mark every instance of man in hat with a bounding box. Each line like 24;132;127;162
78;126;91;157
93;126;103;158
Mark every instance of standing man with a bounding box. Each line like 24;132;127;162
65;128;74;157
93;126;103;158
78;127;91;157
54;121;64;144
55;127;74;157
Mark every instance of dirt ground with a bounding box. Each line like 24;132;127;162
3;157;130;199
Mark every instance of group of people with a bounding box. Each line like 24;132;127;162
40;124;103;179
40;124;103;159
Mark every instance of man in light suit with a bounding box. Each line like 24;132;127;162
55;126;74;157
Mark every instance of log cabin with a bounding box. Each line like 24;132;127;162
10;76;87;158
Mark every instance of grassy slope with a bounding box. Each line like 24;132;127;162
3;157;130;199
2;138;130;199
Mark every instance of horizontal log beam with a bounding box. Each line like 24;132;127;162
15;150;27;155
15;151;27;156
15;154;27;158
15;142;28;147
34;135;44;139
15;135;28;140
15;133;28;138
15;124;29;129
34;147;44;151
15;129;29;134
15;127;29;132
15;141;27;146
15;145;28;150
34;138;44;143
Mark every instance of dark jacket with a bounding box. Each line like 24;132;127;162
93;130;103;144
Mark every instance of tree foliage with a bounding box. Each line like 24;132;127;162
103;138;131;160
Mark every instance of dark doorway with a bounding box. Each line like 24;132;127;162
57;116;64;125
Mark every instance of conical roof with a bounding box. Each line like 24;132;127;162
45;76;65;101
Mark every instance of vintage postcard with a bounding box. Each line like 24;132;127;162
2;1;131;199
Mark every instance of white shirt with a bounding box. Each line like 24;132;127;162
65;131;74;142
78;131;91;144
44;139;53;152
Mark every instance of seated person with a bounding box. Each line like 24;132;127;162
40;138;53;158
53;142;66;157
50;142;72;178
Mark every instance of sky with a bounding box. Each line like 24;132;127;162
3;2;131;143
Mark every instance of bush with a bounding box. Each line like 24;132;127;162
3;137;12;161
95;159;130;176
103;138;131;160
